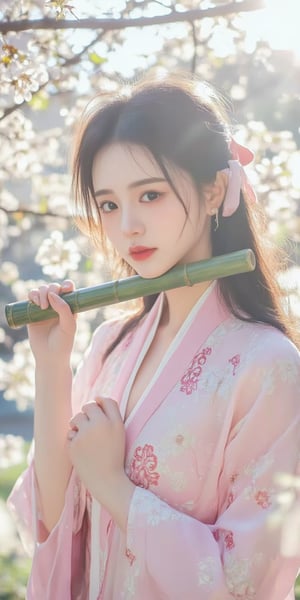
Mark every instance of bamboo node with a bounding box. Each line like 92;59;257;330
113;280;120;301
183;264;193;287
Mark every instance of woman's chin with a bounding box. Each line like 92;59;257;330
136;266;172;280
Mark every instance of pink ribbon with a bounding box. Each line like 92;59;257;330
221;139;257;218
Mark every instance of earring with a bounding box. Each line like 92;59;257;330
212;208;219;231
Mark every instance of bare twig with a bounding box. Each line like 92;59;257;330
0;1;266;34
151;0;175;10
0;206;70;219
190;21;198;74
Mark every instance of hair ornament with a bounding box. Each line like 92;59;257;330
229;138;254;166
221;138;257;218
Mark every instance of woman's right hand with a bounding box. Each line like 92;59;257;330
27;279;77;365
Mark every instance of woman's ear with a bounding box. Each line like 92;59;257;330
202;171;228;216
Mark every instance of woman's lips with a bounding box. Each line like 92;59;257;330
129;247;156;261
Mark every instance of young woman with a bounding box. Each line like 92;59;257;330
8;76;300;599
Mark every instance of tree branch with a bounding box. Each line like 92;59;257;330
0;1;266;34
190;21;198;74
0;206;69;219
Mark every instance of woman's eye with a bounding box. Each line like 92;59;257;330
98;201;117;213
141;191;161;202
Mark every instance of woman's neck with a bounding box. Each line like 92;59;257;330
159;280;213;336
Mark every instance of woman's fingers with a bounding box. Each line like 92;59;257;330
60;280;74;291
40;284;58;310
28;285;49;308
69;411;89;431
95;396;122;422
28;280;75;309
81;401;102;420
47;292;76;331
68;398;122;445
80;398;121;423
68;404;99;442
28;288;41;306
28;281;76;330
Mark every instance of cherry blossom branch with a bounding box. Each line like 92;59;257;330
0;1;266;34
0;31;104;122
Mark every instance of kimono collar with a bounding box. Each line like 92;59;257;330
123;282;231;454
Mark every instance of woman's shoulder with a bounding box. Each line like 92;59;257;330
74;314;129;376
90;312;131;348
72;314;130;407
92;314;126;337
224;315;300;366
220;318;300;420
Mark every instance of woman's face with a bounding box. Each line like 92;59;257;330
92;143;213;278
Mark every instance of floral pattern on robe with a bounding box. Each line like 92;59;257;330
7;284;300;600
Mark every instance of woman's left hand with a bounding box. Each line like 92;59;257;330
67;397;135;530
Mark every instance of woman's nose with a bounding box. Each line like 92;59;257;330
120;209;145;236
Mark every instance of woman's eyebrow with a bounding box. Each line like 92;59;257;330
94;177;166;197
129;177;166;189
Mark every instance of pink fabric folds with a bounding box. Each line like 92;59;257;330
221;159;257;217
7;285;300;599
221;138;257;218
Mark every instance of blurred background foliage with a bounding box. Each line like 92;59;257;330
0;0;299;596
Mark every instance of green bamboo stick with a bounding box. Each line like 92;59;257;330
5;249;256;329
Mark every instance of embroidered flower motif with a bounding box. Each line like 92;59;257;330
230;473;239;484
213;528;235;550
125;547;136;566
255;489;271;509
180;347;212;395
129;444;160;489
197;556;216;585
228;354;240;376
224;554;257;599
224;530;235;550
121;562;140;598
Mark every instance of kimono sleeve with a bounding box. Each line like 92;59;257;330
71;316;123;414
7;317;122;599
125;335;300;600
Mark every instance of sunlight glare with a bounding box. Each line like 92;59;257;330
258;0;300;57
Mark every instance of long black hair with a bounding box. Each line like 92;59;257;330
71;75;298;353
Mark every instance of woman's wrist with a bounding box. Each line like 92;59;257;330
34;359;72;373
34;364;73;403
94;471;136;533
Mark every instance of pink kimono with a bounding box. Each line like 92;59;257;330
8;283;300;599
